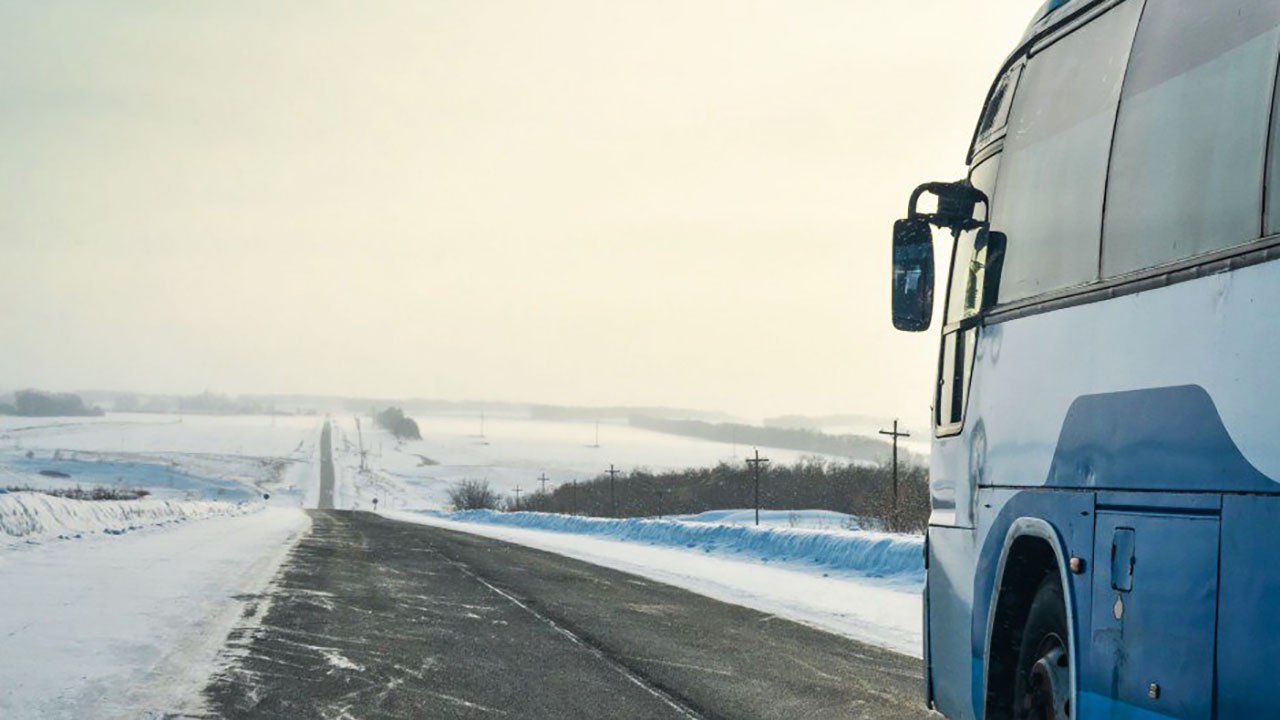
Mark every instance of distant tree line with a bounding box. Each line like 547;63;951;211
628;415;903;464
506;458;929;534
374;407;422;440
0;389;104;417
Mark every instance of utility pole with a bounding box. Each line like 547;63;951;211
538;473;550;496
355;416;367;472
513;485;522;511
607;464;620;517
879;419;911;529
745;449;769;526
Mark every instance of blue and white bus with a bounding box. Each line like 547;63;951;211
891;0;1280;718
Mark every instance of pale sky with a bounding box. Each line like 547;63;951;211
0;1;1034;423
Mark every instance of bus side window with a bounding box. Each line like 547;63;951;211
1104;0;1280;275
973;64;1023;153
992;1;1141;303
936;158;999;434
936;328;976;430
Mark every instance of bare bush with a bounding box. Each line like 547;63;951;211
446;479;500;511
5;485;152;501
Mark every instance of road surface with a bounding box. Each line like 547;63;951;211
200;511;929;719
317;422;335;510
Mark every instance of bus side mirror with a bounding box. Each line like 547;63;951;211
892;218;935;332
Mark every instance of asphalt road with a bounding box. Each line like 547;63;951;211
199;512;929;719
316;422;335;510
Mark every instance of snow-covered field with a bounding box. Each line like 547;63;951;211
386;508;925;656
0;413;322;506
0;413;320;718
329;413;851;510
0;506;309;719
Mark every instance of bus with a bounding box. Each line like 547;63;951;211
891;0;1280;718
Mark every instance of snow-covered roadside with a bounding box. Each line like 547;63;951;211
1;491;258;545
0;507;310;719
431;509;923;582
383;510;924;656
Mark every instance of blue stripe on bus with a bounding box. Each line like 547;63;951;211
1044;384;1274;491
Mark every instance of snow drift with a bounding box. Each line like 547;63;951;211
0;491;259;546
431;510;924;582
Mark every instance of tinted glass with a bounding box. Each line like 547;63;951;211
945;157;1000;324
974;65;1022;151
936;327;976;429
1104;0;1280;276
992;1;1141;303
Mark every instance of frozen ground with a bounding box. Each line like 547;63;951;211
0;413;322;506
0;506;309;719
384;509;924;656
328;413;854;510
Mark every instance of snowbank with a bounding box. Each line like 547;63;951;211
0;491;258;545
430;510;923;582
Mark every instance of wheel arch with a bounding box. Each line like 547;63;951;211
981;518;1076;720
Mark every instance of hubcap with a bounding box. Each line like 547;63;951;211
1022;636;1069;719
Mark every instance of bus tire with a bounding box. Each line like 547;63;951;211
1012;573;1070;720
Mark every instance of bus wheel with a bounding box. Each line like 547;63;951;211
1012;573;1070;720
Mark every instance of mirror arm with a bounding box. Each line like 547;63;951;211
907;181;989;233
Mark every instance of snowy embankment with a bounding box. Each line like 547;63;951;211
387;509;925;656
0;491;258;545
438;509;923;582
0;507;309;719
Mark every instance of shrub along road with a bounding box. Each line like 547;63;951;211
198;511;929;719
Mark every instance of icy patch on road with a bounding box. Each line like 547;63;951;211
0;491;258;546
423;510;923;583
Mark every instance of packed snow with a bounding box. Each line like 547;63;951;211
430;509;923;582
0;491;259;546
385;509;924;655
0;507;309;719
670;508;861;530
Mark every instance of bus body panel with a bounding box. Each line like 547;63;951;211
927;262;1280;716
975;263;1280;495
925;524;978;719
1216;495;1280;717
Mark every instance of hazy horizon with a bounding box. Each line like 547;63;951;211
0;1;1034;426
